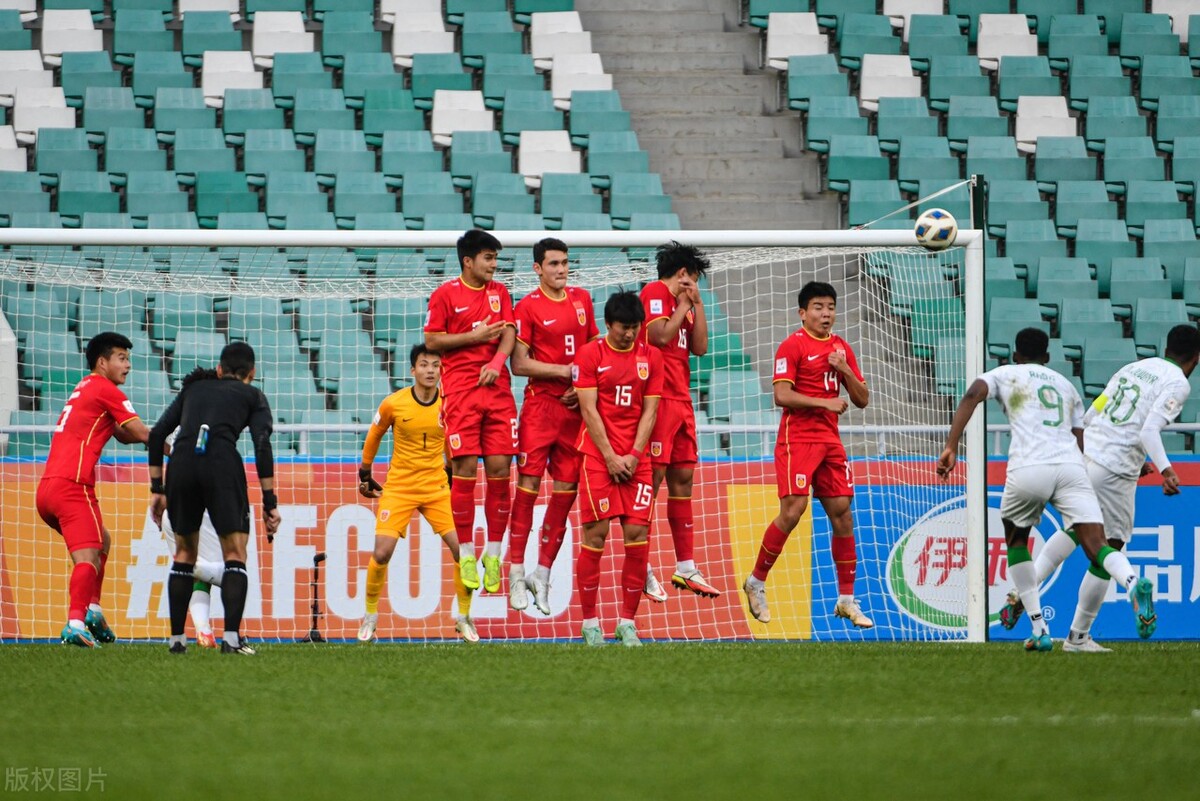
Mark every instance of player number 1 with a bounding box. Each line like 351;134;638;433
614;385;632;407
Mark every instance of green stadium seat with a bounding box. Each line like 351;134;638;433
150;293;216;351
826;135;886;192
997;56;1060;113
373;296;428;346
181;11;241;67
295;410;361;456
194;172;258;225
749;0;808;29
949;0;1008;43
1125;181;1187;236
946;96;1006;151
805;96;868;154
146;212;198;229
60;51;120;108
298;299;362;350
446;0;507;26
1005;219;1066;272
333;172;394;224
472;171;534;227
243;128;306;180
1183;259;1200;318
875;97;936;153
1053;180;1117;237
909;297;965;359
926;56;989;112
264;172;328;224
837;13;901;70
1119;13;1180;69
173;127;236;178
9;212;64;228
1143;219;1200;295
105;127;165;175
1081;336;1136;396
1017;0;1077;45
229;297;290;336
1109;258;1169;319
313;129;375;185
1085;0;1143;46
81;212;136;228
341;53;405;107
1101;137;1164;190
419;212;475;231
446;130;509;189
1155;96;1200;150
916;179;970;221
76;288;147;341
410;53;472;110
1034;137;1096;190
1059;298;1120;357
0;10;30;50
126;170;189;218
965;136;1027;181
896;136;959;194
889;261;957;316
292;89;355;146
539;172;601;222
1074;218;1137;278
587;131;651;188
1085;98;1148;152
154;88;216;141
785;54;848;112
122;367;172;422
629;212;682;230
500;89;564;146
361;89;424;147
35;128;96;178
270;52;332;109
379;130;443;187
568;89;629;146
82;87;143;142
131;51;191;109
1138;57;1200;111
321;12;381;69
988;298;1049;358
907;14;968;72
4;409;58;455
222;89;285;146
369;250;425;276
112;9;174;66
559;211;612;230
1047;15;1107;72
609;172;672;227
1036;257;1097;318
461;11;522;68
171;330;227;387
56;170;120;222
514;0;575;26
400;172;464;218
1067;56;1131;112
847;180;903;227
480;53;544;111
278;211;336;230
312;0;372;21
1133;298;1189;357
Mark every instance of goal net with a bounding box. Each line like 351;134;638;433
0;229;986;643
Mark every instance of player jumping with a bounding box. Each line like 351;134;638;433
1002;324;1198;650
37;332;151;647
937;328;1155;651
742;282;873;629
424;230;518;599
573;291;663;646
508;237;599;614
640;241;719;601
357;345;478;643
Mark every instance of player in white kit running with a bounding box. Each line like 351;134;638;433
937;328;1156;651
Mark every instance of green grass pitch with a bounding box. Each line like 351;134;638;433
2;642;1197;800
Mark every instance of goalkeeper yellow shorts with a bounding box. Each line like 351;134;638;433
375;483;454;538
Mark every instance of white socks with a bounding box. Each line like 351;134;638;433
1069;570;1109;639
194;559;223;586
189;586;212;635
484;542;502;559
1034;529;1077;583
1101;550;1138;590
676;559;695;574
460;543;475;560
509;564;525;581
1009;560;1048;636
533;565;550;583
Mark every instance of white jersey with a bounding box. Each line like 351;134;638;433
1084;357;1191;478
979;364;1085;471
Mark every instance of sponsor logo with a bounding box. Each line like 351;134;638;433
489;295;501;313
637;361;649;380
650;442;663;458
455;306;470;313
380;509;390;522
598;498;610;514
597;365;612;373
449;433;461;450
806;354;821;361
123;400;136;414
401;417;414;423
542;319;556;326
775;357;788;374
649;299;663;315
571;365;579;381
885;493;1064;631
372;412;382;426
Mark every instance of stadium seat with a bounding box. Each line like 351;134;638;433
0;171;48;222
41;9;104;67
342;53;405;107
243;128;306;179
988;298;1049;358
916;179;970;221
1086;0;1143;47
549;52;611;110
857;54;919;113
1067;56;1131;112
484;53;544;109
125;170;189;218
568;90;630;146
361;89;424;146
1132;298;1189;357
1035;257;1097;318
269;52;331;108
926;55;990;111
586;131;650;187
181;11;241;67
12;86;76;145
399;171;463;218
131;51;191;109
35;127;96;177
529;10;590;70
1005;219;1067;272
296;410;362;456
836;13;900;71
976;13;1038;71
540;171;601;222
430;90;494;148
1119;13;1180;69
1018;0;1077;45
1053;181;1117;237
1046;15;1107;72
1109;258;1170;319
764;12;827;72
222;89;284;146
321;12;381;69
875;97;936;153
471;171;535;227
825;135;887;192
804;95;867;153
171;330;227;386
460;11;522;69
1014;96;1077;154
997;56;1060;112
1100;137;1164;190
965;136;1026;182
1074;218;1138;278
1155;96;1200;151
146;212;199;229
390;12;455;69
292;89;355;146
896;136;959;194
1143;219;1200;295
173;127;236;177
1125;181;1187;236
500;89;564;145
150;293;217;351
105;126;165;174
0;10;30;50
411;53;473;109
194;171;258;225
379;129;443;187
60;51;119;108
154;88;216;140
514;0;575;27
1138;57;1200;111
907;14;968;71
1182;259;1200;318
201;51;264;108
418;212;475;231
264;172;328;224
313;129;375;184
250;11;313;69
1059;298;1121;358
517;129;580;187
1081;335;1136;396
609;172;671;227
1084;97;1147;151
56;170;119;223
847;180;903;227
784;54;848;112
945;96;1006;150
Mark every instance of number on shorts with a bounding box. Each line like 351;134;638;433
1103;377;1141;425
1037;384;1064;428
54;404;73;433
564;334;575;356
614;385;632;407
510;418;519;445
634;482;652;509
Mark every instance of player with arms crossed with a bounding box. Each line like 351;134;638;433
37;332;152;647
1002;323;1198;650
640;241;718;601
742;282;872;629
937;328;1155;651
425;230;518;598
149;343;282;655
508;237;599;614
357;345;478;643
573;291;664;646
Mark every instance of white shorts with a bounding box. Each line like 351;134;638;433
161;509;224;565
1000;463;1103;529
1085;457;1137;542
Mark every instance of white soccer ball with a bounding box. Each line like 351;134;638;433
914;208;958;250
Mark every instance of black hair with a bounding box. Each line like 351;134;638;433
220;341;256;380
410;343;442;368
533;237;568;265
1014;327;1049;361
85;331;133;369
604;290;645;326
457;229;502;271
797;281;837;309
180;367;219;388
1165;324;1200;363
655;240;710;280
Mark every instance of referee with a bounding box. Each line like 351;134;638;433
149;342;281;656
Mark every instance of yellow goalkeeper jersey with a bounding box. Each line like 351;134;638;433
362;386;446;487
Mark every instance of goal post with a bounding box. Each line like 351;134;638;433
0;227;987;643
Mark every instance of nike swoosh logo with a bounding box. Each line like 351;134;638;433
455;306;470;312
401;417;414;422
597;366;613;372
807;354;822;361
542;319;556;325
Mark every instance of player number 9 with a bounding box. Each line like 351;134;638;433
564;334;575;356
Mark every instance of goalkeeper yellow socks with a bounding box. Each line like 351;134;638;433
366;557;387;616
454;568;473;619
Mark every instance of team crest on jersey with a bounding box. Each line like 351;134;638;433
380;510;390;522
598;498;610;514
637;361;649;380
794;473;807;490
449;433;461;450
686;309;694;323
650;441;663;458
488;294;501;313
575;305;587;326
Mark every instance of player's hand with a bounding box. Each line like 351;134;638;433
825;397;849;414
605;453;633;482
1162;467;1181;496
263;507;282;539
936;448;957;482
828;349;850;375
478;365;500;387
471;319;507;344
358;467;382;498
150;494;167;529
560;387;579;409
1140;462;1155;477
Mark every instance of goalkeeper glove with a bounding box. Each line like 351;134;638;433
358;467;383;498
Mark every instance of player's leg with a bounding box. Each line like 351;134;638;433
423;493;478;641
359;533;401;642
742;450;812;624
643;403;677;603
216;530;254;654
508;473;541;611
577;456;613;645
1073;522;1154;638
997;468;1053;650
614;467;653;646
187;516;225;648
526;475;575;617
83;520;117;643
65;548;103;649
167;529;201;652
640;463;670;604
480;401;518;595
820;495;874;630
39;480;105;647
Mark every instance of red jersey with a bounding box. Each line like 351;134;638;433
772;328;864;445
573;338;664;458
41;373;140;486
514;285;599;400
640;280;695;402
424;276;515;397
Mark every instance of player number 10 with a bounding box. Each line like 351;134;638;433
614;385;632;407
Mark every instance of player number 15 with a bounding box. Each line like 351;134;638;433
614;385;632;407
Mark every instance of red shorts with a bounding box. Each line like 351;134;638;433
442;386;519;458
578;454;654;526
649;397;698;467
36;477;105;553
517;394;582;483
774;440;854;499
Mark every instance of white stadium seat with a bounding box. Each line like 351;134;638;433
0;51;53;108
549;52;611;110
12;86;75;145
0;0;36;24
430;90;494;148
531;13;590;71
765;13;828;71
179;0;241;22
977;14;1038;71
858;54;921;112
883;0;944;42
40;9;104;67
1014;95;1077;153
251;11;313;69
0;124;28;171
518;130;581;188
380;0;442;28
391;12;455;68
1152;0;1195;39
201;50;263;108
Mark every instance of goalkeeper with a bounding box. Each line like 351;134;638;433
357;344;478;644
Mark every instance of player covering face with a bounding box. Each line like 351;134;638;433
573;291;663;646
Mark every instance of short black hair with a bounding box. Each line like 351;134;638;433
1014;327;1049;361
410;343;441;368
1165;323;1200;363
86;331;133;369
220;341;256;380
457;229;502;271
655;241;709;280
604;290;645;326
533;237;568;265
798;281;837;309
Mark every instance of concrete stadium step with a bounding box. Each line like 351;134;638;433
619;93;767;115
577;11;729;33
611;74;779;103
603;51;746;72
630;113;800;142
655;156;820;183
667;180;812;201
581;0;732;12
591;31;761;59
641;135;786;157
670;199;838;229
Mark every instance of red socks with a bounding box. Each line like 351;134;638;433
577;544;603;619
666;496;694;563
620;541;649;620
832;535;857;596
484;476;511;546
68;561;98;622
91;551;108;605
537;490;576;569
752;521;791;581
450;476;476;550
509;485;537;564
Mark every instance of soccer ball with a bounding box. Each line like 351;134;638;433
914;208;958;250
